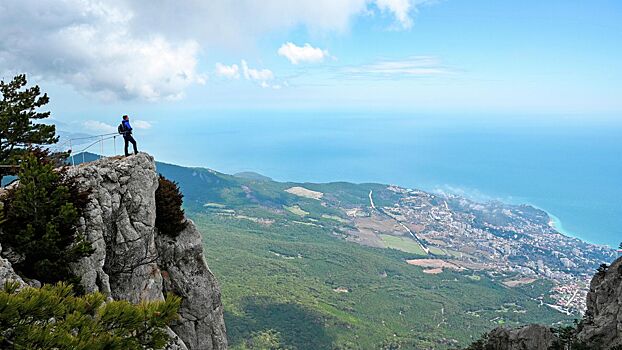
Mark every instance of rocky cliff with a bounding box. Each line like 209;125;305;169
0;153;227;350
578;256;622;347
471;256;622;350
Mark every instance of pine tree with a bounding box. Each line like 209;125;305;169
155;175;188;237
0;153;93;286
0;281;181;349
0;74;58;182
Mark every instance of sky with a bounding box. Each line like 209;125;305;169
0;0;621;133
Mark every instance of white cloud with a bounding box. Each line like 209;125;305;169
278;42;330;64
215;63;240;79
0;0;436;100
345;56;449;76
375;0;434;29
83;120;117;134
376;0;413;29
82;119;151;134
132;120;152;129
218;60;279;89
0;0;204;101
241;60;274;82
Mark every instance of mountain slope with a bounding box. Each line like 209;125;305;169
75;153;614;349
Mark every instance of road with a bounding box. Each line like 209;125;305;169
369;190;430;254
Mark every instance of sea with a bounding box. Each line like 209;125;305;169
132;111;621;248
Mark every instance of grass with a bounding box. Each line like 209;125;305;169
283;205;309;217
380;234;428;256
321;214;349;224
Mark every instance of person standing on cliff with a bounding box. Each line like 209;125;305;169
119;115;138;156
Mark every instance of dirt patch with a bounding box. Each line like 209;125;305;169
503;277;537;287
346;228;385;248
423;268;443;274
406;259;466;272
354;212;407;235
285;186;323;200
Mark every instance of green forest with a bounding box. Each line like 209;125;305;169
153;159;575;349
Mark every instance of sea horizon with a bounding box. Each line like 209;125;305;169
91;111;620;249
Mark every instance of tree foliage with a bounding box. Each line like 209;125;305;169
0;74;57;174
241;330;286;350
0;281;181;349
155;175;188;237
0;153;92;286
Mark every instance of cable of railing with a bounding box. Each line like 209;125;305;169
72;135;118;164
55;132;120;151
58;132;119;146
51;132;122;165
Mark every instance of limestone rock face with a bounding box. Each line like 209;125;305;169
68;154;162;302
156;221;228;349
578;256;622;348
483;325;556;350
66;153;227;350
0;243;25;290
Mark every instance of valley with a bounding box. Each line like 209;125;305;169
144;155;617;349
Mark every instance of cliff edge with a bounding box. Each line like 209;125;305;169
0;153;227;350
578;255;622;347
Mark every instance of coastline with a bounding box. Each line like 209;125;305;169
429;184;613;248
547;212;572;237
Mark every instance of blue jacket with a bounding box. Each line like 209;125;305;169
122;120;132;134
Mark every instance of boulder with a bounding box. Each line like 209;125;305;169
482;325;557;350
0;243;25;290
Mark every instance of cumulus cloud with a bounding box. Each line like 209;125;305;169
241;60;274;82
0;0;204;101
132;120;152;129
215;63;240;79
278;42;330;64
375;0;434;29
345;56;449;77
83;120;117;134
217;60;278;88
126;1;433;43
82;119;151;134
0;0;436;100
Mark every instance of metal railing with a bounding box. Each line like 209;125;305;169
53;132;122;165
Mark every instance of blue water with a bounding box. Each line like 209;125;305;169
135;112;621;247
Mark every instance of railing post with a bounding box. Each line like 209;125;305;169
113;136;117;155
100;136;104;158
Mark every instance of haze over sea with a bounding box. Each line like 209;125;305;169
136;112;621;248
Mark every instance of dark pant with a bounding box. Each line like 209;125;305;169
123;134;138;156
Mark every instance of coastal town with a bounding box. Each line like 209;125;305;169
346;186;617;314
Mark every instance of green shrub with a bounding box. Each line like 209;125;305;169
155;175;188;237
0;281;181;349
0;153;93;286
238;329;286;350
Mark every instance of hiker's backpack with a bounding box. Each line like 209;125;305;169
118;123;125;134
